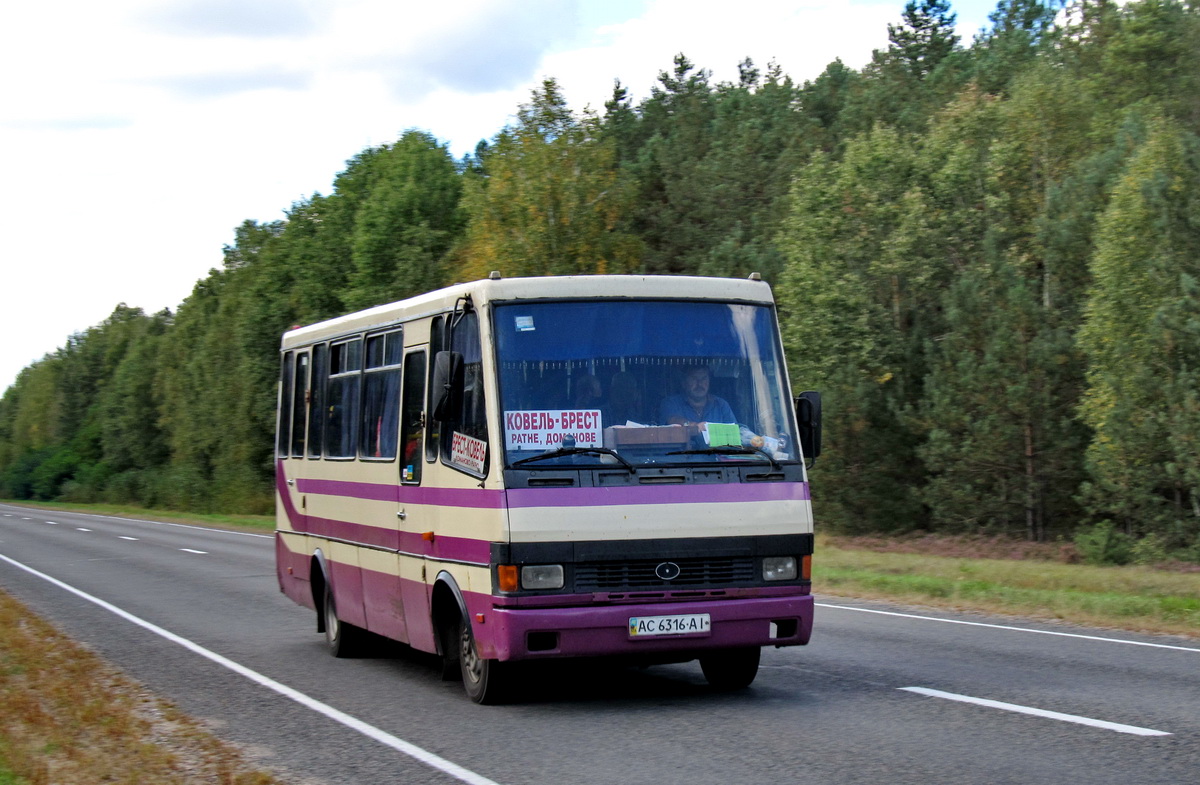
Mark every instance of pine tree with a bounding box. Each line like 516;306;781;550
1078;115;1200;540
456;78;640;279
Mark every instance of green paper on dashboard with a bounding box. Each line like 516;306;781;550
706;422;740;447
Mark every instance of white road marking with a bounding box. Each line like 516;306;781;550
76;528;92;532
0;504;271;540
46;521;59;525
817;602;1200;653
119;536;139;541
178;548;207;555
0;551;504;785
99;515;272;539
900;687;1171;736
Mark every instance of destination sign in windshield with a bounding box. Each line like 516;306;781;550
504;409;602;449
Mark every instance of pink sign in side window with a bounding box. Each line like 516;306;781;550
450;431;488;473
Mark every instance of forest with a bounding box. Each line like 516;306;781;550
1;0;1198;563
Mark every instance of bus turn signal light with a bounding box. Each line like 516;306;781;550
498;565;519;592
801;555;812;581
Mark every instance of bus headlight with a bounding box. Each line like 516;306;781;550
521;564;564;590
762;556;798;581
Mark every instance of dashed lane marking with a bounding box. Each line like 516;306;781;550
900;687;1171;736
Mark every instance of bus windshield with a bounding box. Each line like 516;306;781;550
494;299;798;467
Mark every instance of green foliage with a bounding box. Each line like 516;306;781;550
457;78;640;279
888;0;960;80
1077;114;1200;537
344;130;463;309
1073;521;1134;565
778;125;937;532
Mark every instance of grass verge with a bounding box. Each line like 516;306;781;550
817;536;1200;638
0;589;284;785
0;756;27;785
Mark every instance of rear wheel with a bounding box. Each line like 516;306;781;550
323;583;368;658
458;616;511;704
699;646;761;691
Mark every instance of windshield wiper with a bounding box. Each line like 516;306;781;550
666;445;780;470
511;447;635;473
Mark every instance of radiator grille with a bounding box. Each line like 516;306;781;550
575;556;756;591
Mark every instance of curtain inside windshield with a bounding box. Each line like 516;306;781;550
495;300;796;466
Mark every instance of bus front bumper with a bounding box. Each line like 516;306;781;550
486;594;813;661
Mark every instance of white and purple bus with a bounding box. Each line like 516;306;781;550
275;274;820;703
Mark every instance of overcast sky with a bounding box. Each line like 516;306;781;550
0;0;996;394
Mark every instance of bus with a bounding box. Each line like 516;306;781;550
275;273;820;703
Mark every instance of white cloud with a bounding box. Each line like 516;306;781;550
136;0;331;38
0;0;997;394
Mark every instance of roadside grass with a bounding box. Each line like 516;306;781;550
0;499;273;532
0;757;26;785
817;535;1200;638
0;589;283;785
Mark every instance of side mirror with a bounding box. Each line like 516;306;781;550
432;351;464;422
795;391;822;462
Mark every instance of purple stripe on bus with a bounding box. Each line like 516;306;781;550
276;464;304;529
292;475;809;510
305;514;400;550
505;482;810;509
296;478;505;509
275;500;490;564
397;530;492;563
298;478;397;502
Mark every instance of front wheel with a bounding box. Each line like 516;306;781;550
323;583;369;658
458;616;511;704
699;646;761;691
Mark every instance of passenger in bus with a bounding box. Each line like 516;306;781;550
604;371;644;426
659;364;737;428
572;374;603;409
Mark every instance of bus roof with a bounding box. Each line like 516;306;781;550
280;274;776;350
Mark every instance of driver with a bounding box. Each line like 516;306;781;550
659;364;736;428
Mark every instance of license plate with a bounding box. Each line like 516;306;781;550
628;613;711;638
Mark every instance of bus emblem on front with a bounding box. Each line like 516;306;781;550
655;562;681;581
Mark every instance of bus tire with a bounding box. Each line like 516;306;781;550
458;616;509;704
438;613;461;681
699;646;760;691
323;583;367;658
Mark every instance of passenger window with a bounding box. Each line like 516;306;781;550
361;329;403;460
400;351;427;484
441;311;489;476
290;353;309;458
326;338;362;458
307;344;327;459
426;316;444;462
277;352;294;459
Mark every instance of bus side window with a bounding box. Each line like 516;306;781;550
326;338;362;459
290;352;309;458
277;351;294;459
425;316;444;463
401;350;426;484
307;343;327;459
360;330;402;460
440;310;489;475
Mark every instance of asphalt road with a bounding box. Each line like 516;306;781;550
1;501;1197;785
